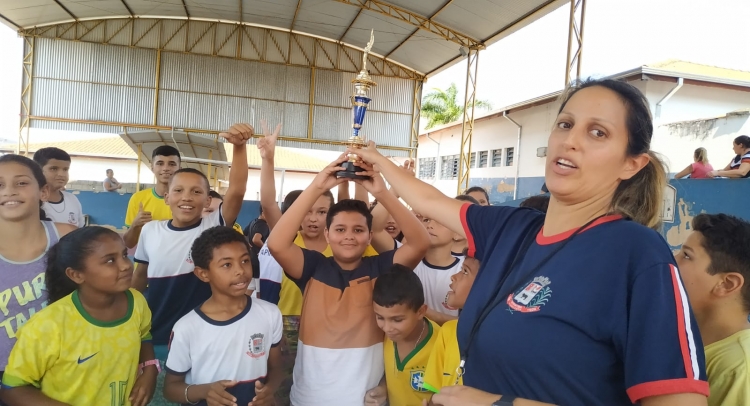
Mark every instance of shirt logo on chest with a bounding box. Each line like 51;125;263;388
507;276;552;313
68;212;76;224
247;333;266;358
410;370;427;392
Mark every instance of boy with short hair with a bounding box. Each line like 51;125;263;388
415;212;467;325
32;147;84;227
123;145;182;248
164;226;282;406
131;123;252;403
423;250;480;394
676;213;750;406
372;266;440;406
266;157;430;406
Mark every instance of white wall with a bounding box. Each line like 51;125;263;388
639;80;750;172
417;79;750;192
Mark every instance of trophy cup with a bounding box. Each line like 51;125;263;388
336;30;377;180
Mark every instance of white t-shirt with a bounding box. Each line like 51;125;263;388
133;207;224;344
166;298;282;405
42;191;84;227
413;257;464;318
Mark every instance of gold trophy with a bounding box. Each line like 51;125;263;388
336;30;377;180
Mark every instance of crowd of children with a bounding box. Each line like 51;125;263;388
1;82;750;406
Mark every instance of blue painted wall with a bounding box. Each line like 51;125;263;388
75;190;261;231
495;179;750;250
468;176;545;205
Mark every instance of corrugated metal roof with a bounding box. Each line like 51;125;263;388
0;137;333;172
0;0;564;76
646;60;750;83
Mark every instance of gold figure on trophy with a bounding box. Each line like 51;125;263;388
337;30;377;179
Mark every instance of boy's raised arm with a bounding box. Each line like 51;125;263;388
267;156;348;280
258;121;283;230
219;123;252;226
354;164;429;269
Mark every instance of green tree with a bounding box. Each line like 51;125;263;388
420;83;492;129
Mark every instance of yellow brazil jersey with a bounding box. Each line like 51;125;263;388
2;289;152;406
384;319;440;406
705;329;750;406
233;223;243;234
125;188;172;228
423;319;462;393
277;232;379;316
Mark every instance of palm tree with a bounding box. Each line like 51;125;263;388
420;83;492;129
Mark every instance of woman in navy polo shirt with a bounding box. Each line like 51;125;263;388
352;79;709;406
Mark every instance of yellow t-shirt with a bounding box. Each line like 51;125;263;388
2;289;152;406
277;232;379;316
705;329;750;406
423;319;462;393
124;188;172;228
383;319;440;406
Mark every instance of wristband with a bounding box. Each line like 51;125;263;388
493;395;516;406
138;359;162;373
185;384;199;405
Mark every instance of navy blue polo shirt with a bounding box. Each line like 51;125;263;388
457;204;709;405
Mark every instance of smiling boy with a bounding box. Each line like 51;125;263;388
131;123;251;404
266;157;429;406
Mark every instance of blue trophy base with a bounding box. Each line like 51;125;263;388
336;161;370;180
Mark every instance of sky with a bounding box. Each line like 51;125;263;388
0;0;748;144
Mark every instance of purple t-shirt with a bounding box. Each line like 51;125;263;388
0;221;59;370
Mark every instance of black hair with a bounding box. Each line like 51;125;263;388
463;186;489;203
455;194;479;205
281;189;334;214
169;168;210;191
208;190;223;200
190;226;254;272
692;214;750;311
45;227;122;303
32;147;71;167
0;154;49;221
734;135;750;149
152;145;181;161
373;265;425;311
326;199;372;230
520;195;550;213
106;168;113;173
558;78;666;229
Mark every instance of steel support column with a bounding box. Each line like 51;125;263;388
17;36;34;155
457;48;479;195
409;79;423;159
564;0;586;86
153;49;162;126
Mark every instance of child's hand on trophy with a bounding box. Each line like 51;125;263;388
353;161;387;196
311;155;348;192
347;141;385;171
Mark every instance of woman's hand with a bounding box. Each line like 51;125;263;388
430;386;501;406
347;141;387;171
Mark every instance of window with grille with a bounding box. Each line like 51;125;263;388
470;152;476;168
491;149;503;167
506;147;515;166
478;151;488;168
418;157;436;179
441;155;459;180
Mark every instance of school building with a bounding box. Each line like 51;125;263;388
417;60;750;204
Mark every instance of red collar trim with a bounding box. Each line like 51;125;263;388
536;214;624;245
